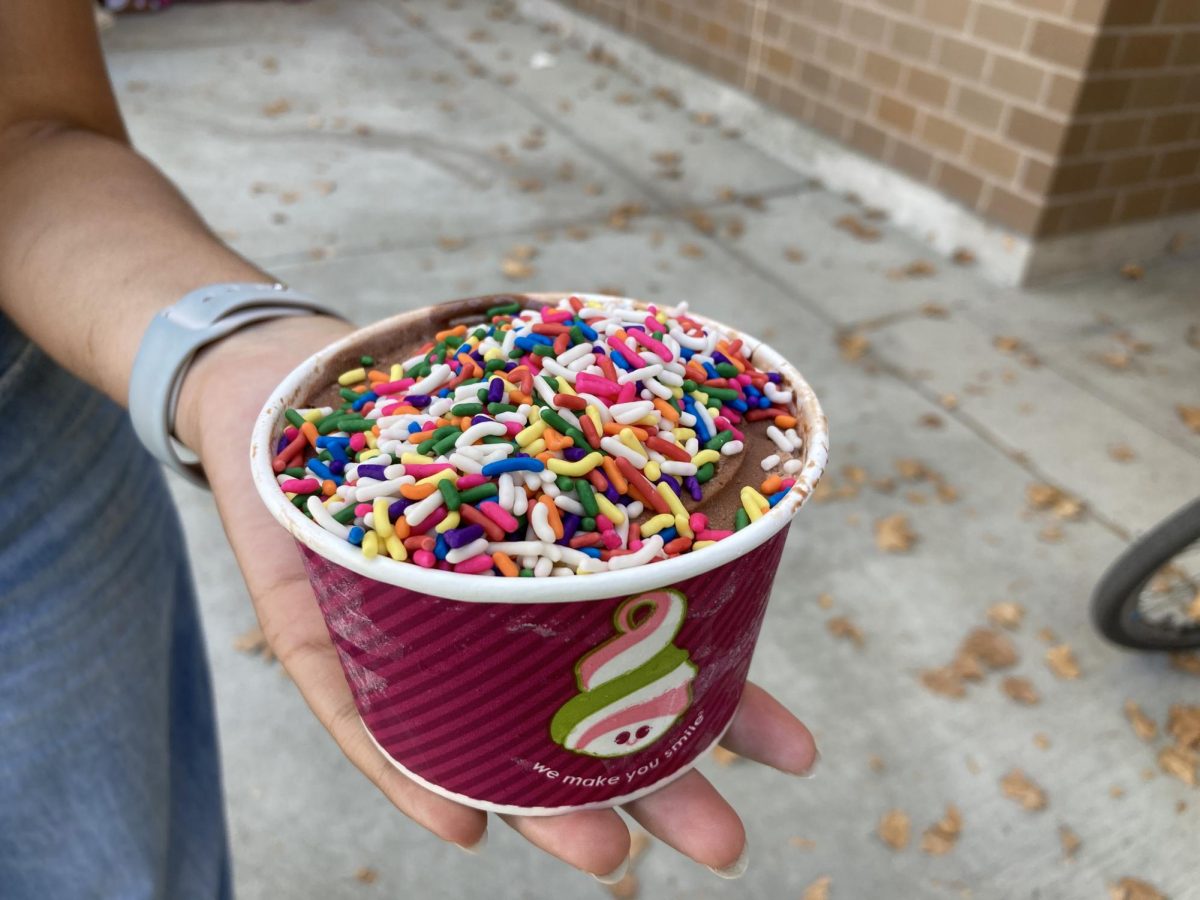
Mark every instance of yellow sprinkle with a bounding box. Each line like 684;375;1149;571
389;363;403;380
657;482;688;519
674;512;693;539
338;367;367;386
557;379;578;396
515;418;547;447
643;460;661;482
618;427;647;457
483;348;504;362
385;535;407;561
365;432;378;449
640;513;675;536
418;468;458;486
299;408;326;422
675;427;696;442
670;386;684;399
524;438;547;456
401;452;434;464
358;448;380;462
692;389;709;405
595;494;625;526
373;498;393;539
435;511;461;533
691;449;720;467
585;405;603;434
361;531;379;559
693;540;716;550
547;452;604;477
655;312;668;323
740;486;769;522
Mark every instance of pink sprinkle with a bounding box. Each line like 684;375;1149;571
413;549;436;568
629;538;643;552
349;433;366;451
606;336;645;369
404;463;454;478
617;381;637;403
479;501;519;532
280;478;319;494
688;512;708;532
410;506;447;535
454;555;495;574
716;416;744;441
601;530;622;550
437;560;453;571
781;478;796;489
504;421;522;437
576;373;620;398
595;514;614;532
456;474;488;490
696;529;733;541
629;329;672;362
720;406;743;424
284;425;299;441
737;373;752;385
373;378;415;395
542;308;572;323
354;503;372;517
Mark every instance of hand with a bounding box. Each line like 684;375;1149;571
175;314;820;881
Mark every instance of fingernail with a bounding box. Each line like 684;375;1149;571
797;745;821;779
707;841;750;880
591;857;629;885
456;830;488;855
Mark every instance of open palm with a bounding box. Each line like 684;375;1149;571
178;314;819;881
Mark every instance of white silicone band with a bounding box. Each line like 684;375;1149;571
128;282;343;487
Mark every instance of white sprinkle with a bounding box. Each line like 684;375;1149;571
306;495;350;538
600;436;647;468
447;452;483;474
557;343;593;366
512;487;529;516
660;461;698;476
530;500;557;543
643;377;674;399
445;537;490;564
765;425;792;454
608;535;665;570
404;490;445;527
489;541;555;558
539;358;578;384
760;454;781;471
783;458;804;474
355;478;412;500
427;398;453;417
785;428;804;450
456;420;508;447
533;556;554;577
554;495;586;516
656;368;684;386
765;382;793;404
669;327;706;350
721;439;744;456
408;363;452;395
498;473;516;510
617;364;663;384
610;400;654;424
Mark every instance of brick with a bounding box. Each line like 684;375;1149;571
1044;74;1082;113
877;95;919;133
773;85;811;121
1182;73;1200;104
1008;106;1068;154
1013;0;1071;16
1161;0;1200;23
811;101;846;140
922;112;968;154
1061;122;1090;157
834;76;872;113
1104;0;1158;25
1070;0;1107;24
1057;195;1118;233
800;61;832;93
925;0;970;29
937;35;987;79
1165;181;1200;213
935;160;986;207
1048;160;1103;194
847;120;889;158
1116;186;1167;222
823;34;860;71
863;51;902;87
1172;31;1200;66
1128;74;1185;108
1102;153;1155;188
905;66;951;106
1029;20;1093;69
1091;117;1146;152
1022;157;1056;195
888;138;937;180
890;20;935;59
876;0;919;13
988;54;1047;102
1074;77;1132;114
954;85;1005;131
986;185;1044;234
846;7;887;43
973;3;1031;51
1090;34;1121;71
809;0;845;28
1116;33;1176;69
968;132;1022;180
763;45;794;78
1147;112;1195;145
1157;148;1200;180
702;20;730;50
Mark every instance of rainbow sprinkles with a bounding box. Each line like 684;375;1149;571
271;296;805;576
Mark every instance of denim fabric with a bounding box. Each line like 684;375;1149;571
0;315;231;899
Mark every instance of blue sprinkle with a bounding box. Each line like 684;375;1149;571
307;459;336;482
758;396;771;409
326;442;348;462
577;322;598;341
580;547;602;558
769;489;790;507
481;458;546;476
703;362;720;379
347;526;365;546
731;398;749;412
405;394;430;407
659;526;678;543
444;524;485;549
407;422;422;434
434;534;449;560
351;391;377;411
680;347;694;360
388;499;410;520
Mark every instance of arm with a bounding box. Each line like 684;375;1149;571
0;0;817;881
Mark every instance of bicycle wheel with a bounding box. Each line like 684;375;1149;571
1091;496;1200;651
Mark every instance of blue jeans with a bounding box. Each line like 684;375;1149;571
0;316;231;899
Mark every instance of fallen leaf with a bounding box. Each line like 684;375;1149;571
1168;704;1200;747
952;248;976;265
835;214;880;241
920;666;966;698
1108;444;1136;462
920;303;950;318
789;836;816;850
784;246;806;263
1187;323;1199;349
961;628;1018;669
878;809;911;850
262;97;292;117
827;615;865;648
994;336;1022;354
817;592;834;609
514;177;544;192
838;331;870;361
354;867;378;884
1059;825;1081;860
1124;700;1158;742
920;805;962;855
1046;644;1081;680
1178;405;1200;433
939;393;959;409
1170;652;1200;676
802;875;832;900
1109;877;1166;900
917;413;945;428
500;258;535;280
1098;349;1133;370
987;602;1025;629
1033;733;1051;750
868;754;886;773
1000;769;1047;810
437;236;466;251
678;242;705;259
1119;262;1145;280
888;259;937;280
874;514;917;552
1002;676;1040;705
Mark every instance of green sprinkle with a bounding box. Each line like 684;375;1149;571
360;355;375;367
531;344;555;357
318;450;332;462
576;481;599;517
538;409;572;435
487;402;517;415
284;466;307;479
339;388;360;402
485;359;507;372
580;516;597;532
476;387;490;403
682;379;699;393
458;483;499;504
291;494;310;511
451;402;484;417
284;408;306;429
487;301;522;318
338;418;373;433
734;508;750;531
715;362;740;378
417;436;438;455
316;412;345;435
704;430;734;452
444;335;464;349
507;348;524;359
556;475;574;492
433;432;461;455
333;504;359;525
519;568;534;577
695;462;715;483
480;435;510;445
701;386;739;402
437;478;461;511
569;325;586;345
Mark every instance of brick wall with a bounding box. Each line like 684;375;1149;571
556;0;1200;240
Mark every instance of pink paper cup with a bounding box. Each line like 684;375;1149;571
250;293;828;815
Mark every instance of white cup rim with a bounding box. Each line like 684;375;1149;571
250;293;829;604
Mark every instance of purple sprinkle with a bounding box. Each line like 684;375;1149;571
561;513;581;543
562;447;587;462
603;483;620;503
768;372;783;384
356;464;388;480
471;414;492;425
660;473;682;495
712;351;731;365
329;460;346;476
684;476;702;502
388;499;411;520
444;523;485;548
405;394;430;407
276;434;290;454
487;379;504;403
616;495;633;506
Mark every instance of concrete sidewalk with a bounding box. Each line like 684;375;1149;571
103;2;1200;897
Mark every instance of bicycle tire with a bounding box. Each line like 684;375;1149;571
1091;496;1200;651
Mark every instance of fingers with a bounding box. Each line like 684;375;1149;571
500;808;631;880
623;769;745;871
719;681;820;777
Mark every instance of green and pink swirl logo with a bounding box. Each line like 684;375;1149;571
550;590;698;758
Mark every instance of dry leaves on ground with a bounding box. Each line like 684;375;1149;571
1059;825;1081;860
962;627;1018;669
1001;768;1047;810
887;259;937;280
354;867;378;884
1170;652;1200;676
834;214;880;241
678;242;705;259
952;247;976;265
1026;483;1085;520
1002;676;1040;706
784;246;806;263
920;805;962;855
437;235;466;251
877;809;910;850
1119;262;1145;280
1109;877;1166;900
1125;700;1159;742
1178;405;1200;434
1159;743;1198;787
874;514;918;553
1046;644;1082;680
827;615;866;648
262;97;291;117
920;666;967;699
994;335;1022;354
802;875;832;900
837;331;870;361
987;601;1025;629
1109;443;1137;462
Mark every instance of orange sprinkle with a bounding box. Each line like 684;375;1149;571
509;390;532;405
540;495;564;540
435;324;468;341
543;427;573;451
761;475;783;495
321;479;336;497
601;456;628;493
399;483;438;500
389;405;420;416
774;414;798;429
392;518;411;540
492;552;519;577
300;422;319;447
367;370;389;383
652;398;679;423
602;422;649;440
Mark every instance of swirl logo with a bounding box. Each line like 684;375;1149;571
550;590;698;758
